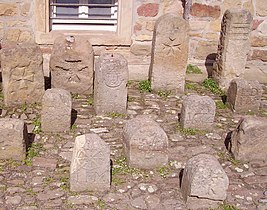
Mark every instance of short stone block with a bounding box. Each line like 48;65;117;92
94;53;128;115
181;154;229;209
41;88;72;133
70;134;110;192
1;42;44;107
50;35;94;94
0;118;27;161
123;116;168;169
227;78;263;113
180;95;216;130
230;116;267;162
149;13;189;93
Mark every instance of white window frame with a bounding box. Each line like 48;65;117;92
34;0;133;45
50;0;118;31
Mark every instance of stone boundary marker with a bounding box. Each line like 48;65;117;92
227;78;263;113
50;35;94;95
123;116;168;169
1;42;45;107
230;116;267;162
70;134;110;192
149;13;189;93
213;9;253;90
41;88;72;133
94;53;128;115
181;154;229;209
0;118;28;161
180;94;215;130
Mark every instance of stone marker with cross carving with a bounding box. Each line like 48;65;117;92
1;42;45;107
123;115;168;169
229;116;267;162
94;53;128;115
41;88;72;133
227;78;263;113
0;118;28;161
50;35;94;95
213;9;253;90
180;94;216;130
70;134;110;192
149;13;189;93
181;154;229;209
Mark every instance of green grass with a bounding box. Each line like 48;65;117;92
127;80;134;86
185;82;199;90
186;64;202;74
202;78;224;96
86;95;94;106
139;80;152;93
210;202;239;210
216;101;228;109
177;124;206;136
71;123;77;131
157;164;171;178
21;102;28;113
0;92;4;100
97;199;105;210
71;93;82;99
157;90;172;98
127;96;134;102
107;112;127;118
24;143;43;166
32;117;42;134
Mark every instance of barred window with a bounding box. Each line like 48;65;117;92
50;0;118;31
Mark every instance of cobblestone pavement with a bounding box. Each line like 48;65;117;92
0;80;266;210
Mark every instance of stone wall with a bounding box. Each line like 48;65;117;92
131;0;267;83
0;0;266;83
0;0;34;44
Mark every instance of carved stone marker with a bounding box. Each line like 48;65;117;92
213;9;253;90
230;117;267;162
41;88;72;133
227;78;263;113
50;35;94;94
180;95;216;130
0;118;27;161
70;134;110;192
1;43;44;107
181;154;229;209
149;13;189;93
94;53;128;115
123;116;168;169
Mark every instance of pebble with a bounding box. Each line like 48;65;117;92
235;167;244;173
131;196;147;209
68;195;98;205
5;195;22;205
90;127;109;133
258;198;267;203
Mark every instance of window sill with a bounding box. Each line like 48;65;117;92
35;30;132;46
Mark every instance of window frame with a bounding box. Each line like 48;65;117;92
34;0;133;45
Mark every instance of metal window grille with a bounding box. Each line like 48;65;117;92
49;0;118;31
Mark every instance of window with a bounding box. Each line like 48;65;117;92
34;0;133;45
50;0;118;31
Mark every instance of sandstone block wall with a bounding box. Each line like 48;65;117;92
0;0;266;83
0;0;34;44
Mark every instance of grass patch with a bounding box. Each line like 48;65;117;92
112;156;148;185
186;64;202;74
0;92;3;100
32;117;42;134
212;202;239;210
97;199;105;210
71;93;81;99
185;82;199;91
216;101;228;109
177;124;206;136
202;78;224;96
86;95;94;106
217;151;241;166
157;90;172;98
157;164;171;178
139;80;151;93
24;143;43;166
107;112;127;118
127;96;134;102
71;123;77;131
127;80;134;86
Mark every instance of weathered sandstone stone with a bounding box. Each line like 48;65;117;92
213;9;253;90
50;35;94;94
181;154;229;209
70;134;110;192
123;116;168;169
180;95;216;130
1;42;44;107
41;88;72;133
149;13;189;93
230;117;267;162
94;53;128;115
0;118;27;161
